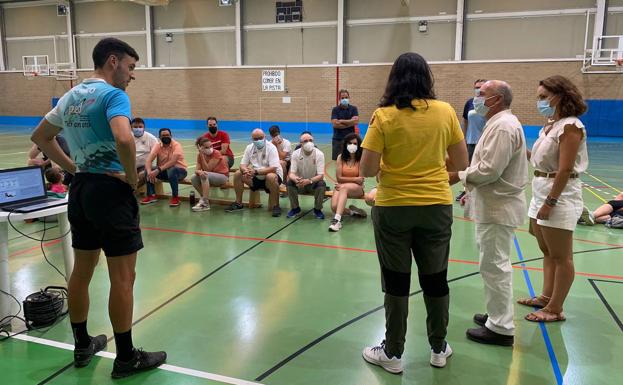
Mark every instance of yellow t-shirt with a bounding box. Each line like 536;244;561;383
361;99;463;206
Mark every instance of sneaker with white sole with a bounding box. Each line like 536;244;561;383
348;205;367;218
328;219;342;232
578;206;595;226
362;341;403;374
430;342;453;368
192;199;210;212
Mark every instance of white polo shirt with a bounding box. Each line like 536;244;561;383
290;147;325;180
134;131;158;168
240;141;283;180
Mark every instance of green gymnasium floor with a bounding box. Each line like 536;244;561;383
0;127;622;385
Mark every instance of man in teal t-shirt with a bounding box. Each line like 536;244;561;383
31;38;166;379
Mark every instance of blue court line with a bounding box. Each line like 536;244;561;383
513;235;564;385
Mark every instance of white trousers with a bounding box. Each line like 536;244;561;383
475;223;515;336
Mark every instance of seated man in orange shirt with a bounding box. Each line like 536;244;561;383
141;128;188;207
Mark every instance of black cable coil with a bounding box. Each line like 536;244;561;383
23;286;68;329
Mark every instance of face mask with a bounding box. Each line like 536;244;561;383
132;127;144;138
208;126;217;134
537;99;556;118
253;139;265;149
474;88;480;97
340;98;349;106
473;96;488;116
347;144;358;154
202;148;213;156
161;137;172;145
303;142;314;152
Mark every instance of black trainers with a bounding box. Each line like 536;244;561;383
473;313;488;327
466;326;514;346
225;202;244;212
272;205;282;217
111;348;167;379
74;334;107;368
455;191;466;202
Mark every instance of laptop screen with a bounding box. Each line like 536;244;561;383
0;166;46;206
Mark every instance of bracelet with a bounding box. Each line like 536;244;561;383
545;195;558;207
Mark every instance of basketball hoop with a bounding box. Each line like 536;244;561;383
25;71;39;80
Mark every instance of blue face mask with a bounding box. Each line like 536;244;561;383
132;127;144;138
537;99;556;118
340;98;349;106
473;96;489;116
253;138;265;149
474;88;480;97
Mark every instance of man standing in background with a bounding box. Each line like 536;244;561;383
457;79;488;201
331;89;359;160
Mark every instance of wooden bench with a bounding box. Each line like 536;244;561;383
144;168;376;207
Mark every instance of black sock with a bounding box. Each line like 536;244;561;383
71;320;91;349
114;329;135;362
432;341;447;354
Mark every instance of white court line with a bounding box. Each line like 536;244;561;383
13;334;264;385
0;151;28;156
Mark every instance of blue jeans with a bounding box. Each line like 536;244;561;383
146;167;187;197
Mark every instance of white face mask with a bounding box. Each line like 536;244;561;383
202;148;213;156
302;142;314;152
347;143;358;154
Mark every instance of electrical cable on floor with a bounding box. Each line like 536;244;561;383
1;212;70;341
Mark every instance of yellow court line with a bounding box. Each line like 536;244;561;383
582;184;608;203
584;171;622;194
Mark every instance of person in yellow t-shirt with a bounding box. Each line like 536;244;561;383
360;52;468;374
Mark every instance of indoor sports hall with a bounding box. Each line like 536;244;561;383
0;1;622;385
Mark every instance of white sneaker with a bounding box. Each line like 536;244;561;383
362;341;403;374
430;342;452;368
328;219;342;232
192;200;210;212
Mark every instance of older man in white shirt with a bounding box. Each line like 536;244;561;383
287;132;326;219
449;80;528;346
226;128;283;217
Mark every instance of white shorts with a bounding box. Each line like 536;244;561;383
528;177;583;232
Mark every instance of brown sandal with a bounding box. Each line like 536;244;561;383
525;308;566;323
517;295;550;308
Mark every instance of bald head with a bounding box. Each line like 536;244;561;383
483;80;513;108
251;129;265;140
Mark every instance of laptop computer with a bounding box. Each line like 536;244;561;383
0;166;67;213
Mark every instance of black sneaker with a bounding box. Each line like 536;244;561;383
74;334;107;368
473;313;488;327
111;348;167;379
225;202;244;212
272;205;282;217
455;191;466;202
466;326;514;346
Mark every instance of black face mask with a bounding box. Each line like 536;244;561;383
208;126;217;134
161;137;172;145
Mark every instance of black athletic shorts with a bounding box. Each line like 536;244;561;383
249;174;283;193
68;173;143;257
608;200;623;212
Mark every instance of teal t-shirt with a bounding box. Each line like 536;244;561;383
45;78;131;174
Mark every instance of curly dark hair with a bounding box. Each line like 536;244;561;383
539;75;587;118
380;52;436;110
340;133;362;163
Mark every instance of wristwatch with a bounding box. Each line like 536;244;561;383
545;195;558;207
